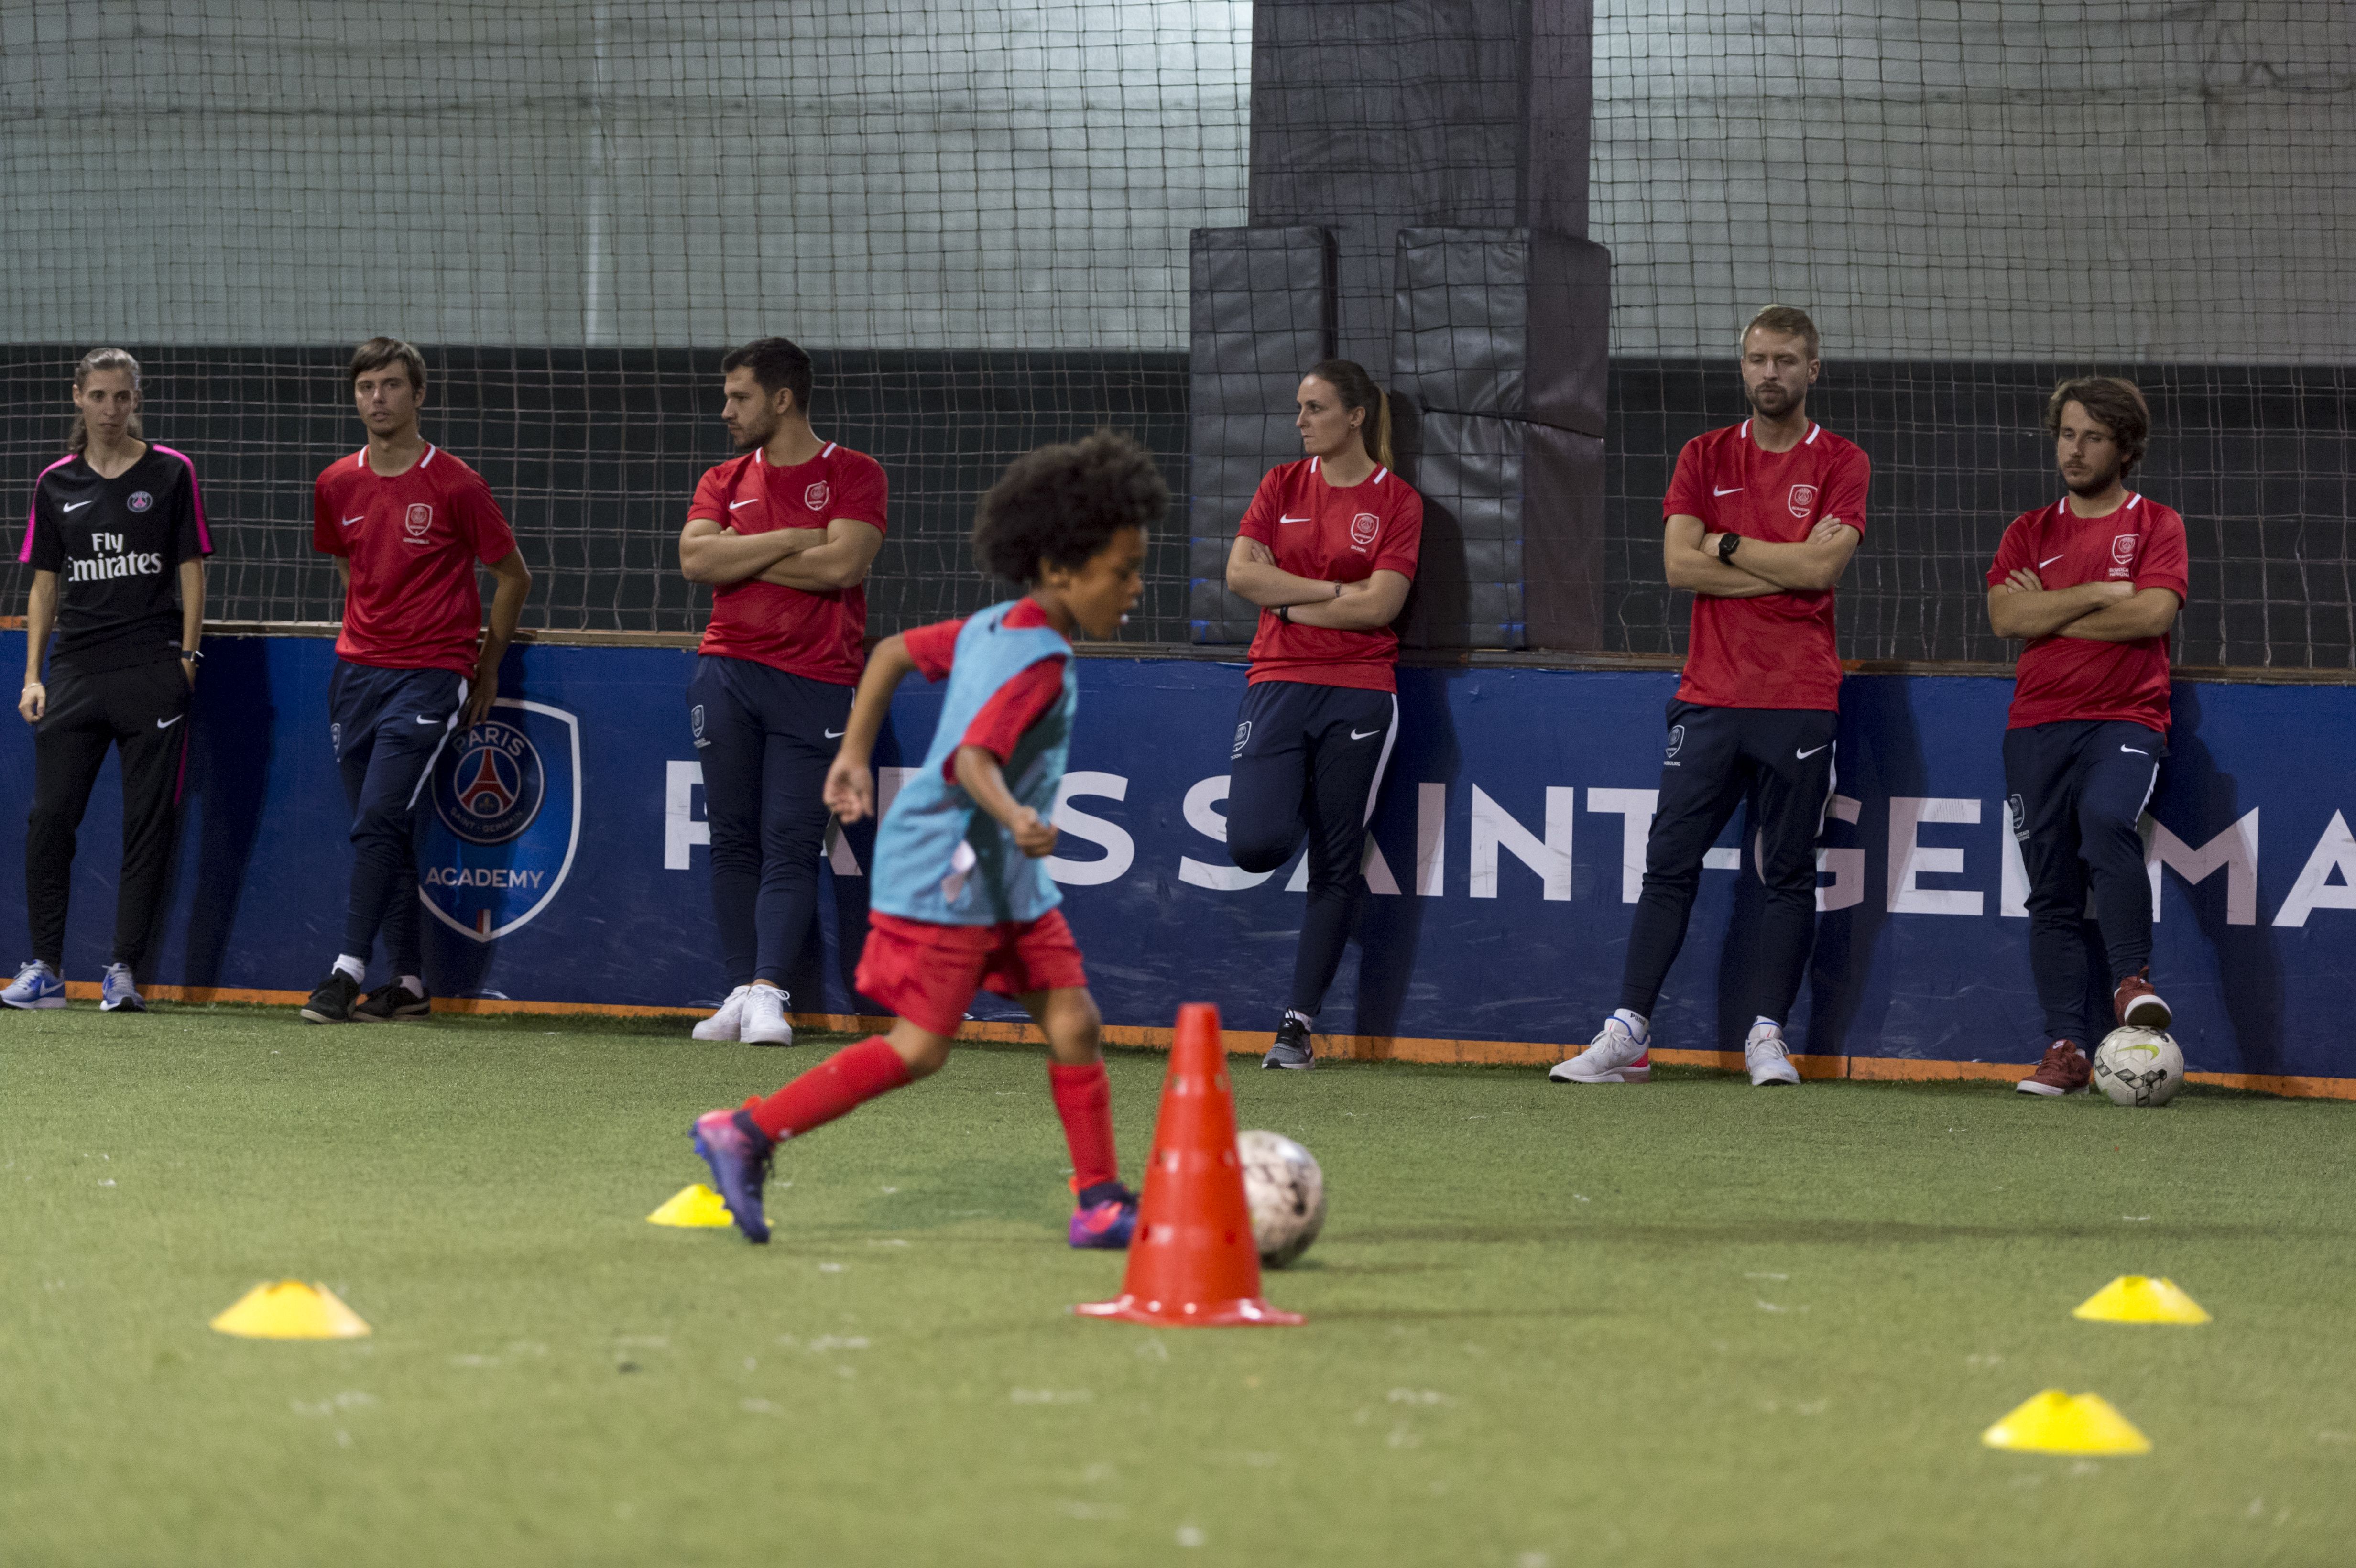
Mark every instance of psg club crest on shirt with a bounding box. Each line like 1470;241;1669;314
804;480;831;512
1350;512;1380;547
1787;484;1818;519
405;503;433;540
417;698;581;943
2111;534;2138;565
128;490;153;513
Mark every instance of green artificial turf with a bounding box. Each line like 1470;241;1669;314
3;1004;2353;1567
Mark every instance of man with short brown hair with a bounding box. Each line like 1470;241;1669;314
1551;305;1870;1089
301;337;533;1024
1987;377;2186;1095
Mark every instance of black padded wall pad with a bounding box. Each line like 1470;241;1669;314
1388;227;1609;648
1187;226;1336;644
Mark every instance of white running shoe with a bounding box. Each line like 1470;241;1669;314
1745;1023;1800;1087
691;985;752;1042
740;984;794;1047
1549;1019;1652;1083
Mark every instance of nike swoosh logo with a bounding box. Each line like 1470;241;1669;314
730;499;760;510
155;714;183;730
63;500;94;512
416;715;442;725
2039;554;2065;568
2121;746;2149;756
1713;487;1741;496
1279;514;1310;524
1349;728;1381;740
824;728;845;739
341;515;366;527
1796;744;1829;759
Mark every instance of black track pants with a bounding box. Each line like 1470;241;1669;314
25;659;192;971
2003;719;2164;1047
1223;680;1398;1016
1619;700;1837;1024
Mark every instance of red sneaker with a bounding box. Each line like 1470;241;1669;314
2017;1040;2091;1096
2113;969;2171;1030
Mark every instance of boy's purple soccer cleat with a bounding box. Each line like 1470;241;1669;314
690;1108;775;1244
1068;1183;1139;1250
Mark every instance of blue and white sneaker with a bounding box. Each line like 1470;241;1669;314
99;963;147;1013
691;1108;775;1243
2;960;67;1010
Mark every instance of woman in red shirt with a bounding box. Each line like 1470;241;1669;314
1218;359;1424;1070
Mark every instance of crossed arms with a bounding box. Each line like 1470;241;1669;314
1986;570;2180;642
1223;535;1410;630
1662;514;1861;599
678;516;884;593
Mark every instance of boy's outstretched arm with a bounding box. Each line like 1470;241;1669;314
824;633;919;823
953;745;1058;858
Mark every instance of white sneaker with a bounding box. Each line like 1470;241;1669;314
691;985;752;1042
740;984;794;1047
1549;1019;1652;1083
1745;1024;1800;1087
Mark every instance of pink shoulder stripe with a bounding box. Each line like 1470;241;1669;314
20;454;77;564
149;444;213;553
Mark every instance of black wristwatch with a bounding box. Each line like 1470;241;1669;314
179;648;204;664
1275;603;1292;625
1717;532;1742;563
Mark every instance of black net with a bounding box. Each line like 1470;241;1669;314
6;2;2351;670
1592;1;2356;672
0;3;1244;642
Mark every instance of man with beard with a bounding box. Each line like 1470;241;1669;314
1985;379;2184;1096
676;337;888;1046
1550;305;1869;1089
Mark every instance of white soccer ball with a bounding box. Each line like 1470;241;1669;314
2093;1027;2185;1108
1237;1129;1326;1268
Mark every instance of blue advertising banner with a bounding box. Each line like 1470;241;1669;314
2;632;2351;1084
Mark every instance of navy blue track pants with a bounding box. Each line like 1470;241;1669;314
2003;718;2164;1047
329;661;464;976
1620;700;1837;1025
687;655;853;990
1223;679;1399;1017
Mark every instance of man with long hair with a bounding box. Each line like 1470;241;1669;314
1987;378;2185;1095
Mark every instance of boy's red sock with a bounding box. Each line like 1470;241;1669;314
1048;1059;1120;1195
747;1037;913;1141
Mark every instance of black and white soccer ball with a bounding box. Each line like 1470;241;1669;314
2093;1027;2184;1108
1237;1129;1326;1267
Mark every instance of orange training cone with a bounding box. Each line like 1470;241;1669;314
1077;1003;1302;1328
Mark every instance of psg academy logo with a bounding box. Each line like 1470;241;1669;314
128;490;153;513
435;718;545;845
419;699;581;943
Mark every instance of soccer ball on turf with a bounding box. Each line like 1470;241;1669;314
1237;1129;1326;1268
2093;1027;2184;1107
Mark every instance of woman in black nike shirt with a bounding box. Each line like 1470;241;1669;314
9;348;212;1013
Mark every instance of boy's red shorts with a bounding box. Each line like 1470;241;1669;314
855;908;1089;1038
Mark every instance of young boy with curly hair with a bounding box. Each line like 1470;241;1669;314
690;431;1167;1247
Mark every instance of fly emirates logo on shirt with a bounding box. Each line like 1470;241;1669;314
65;531;164;584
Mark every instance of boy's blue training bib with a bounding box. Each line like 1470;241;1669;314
871;600;1076;926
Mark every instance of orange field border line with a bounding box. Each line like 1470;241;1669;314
57;984;2356;1100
